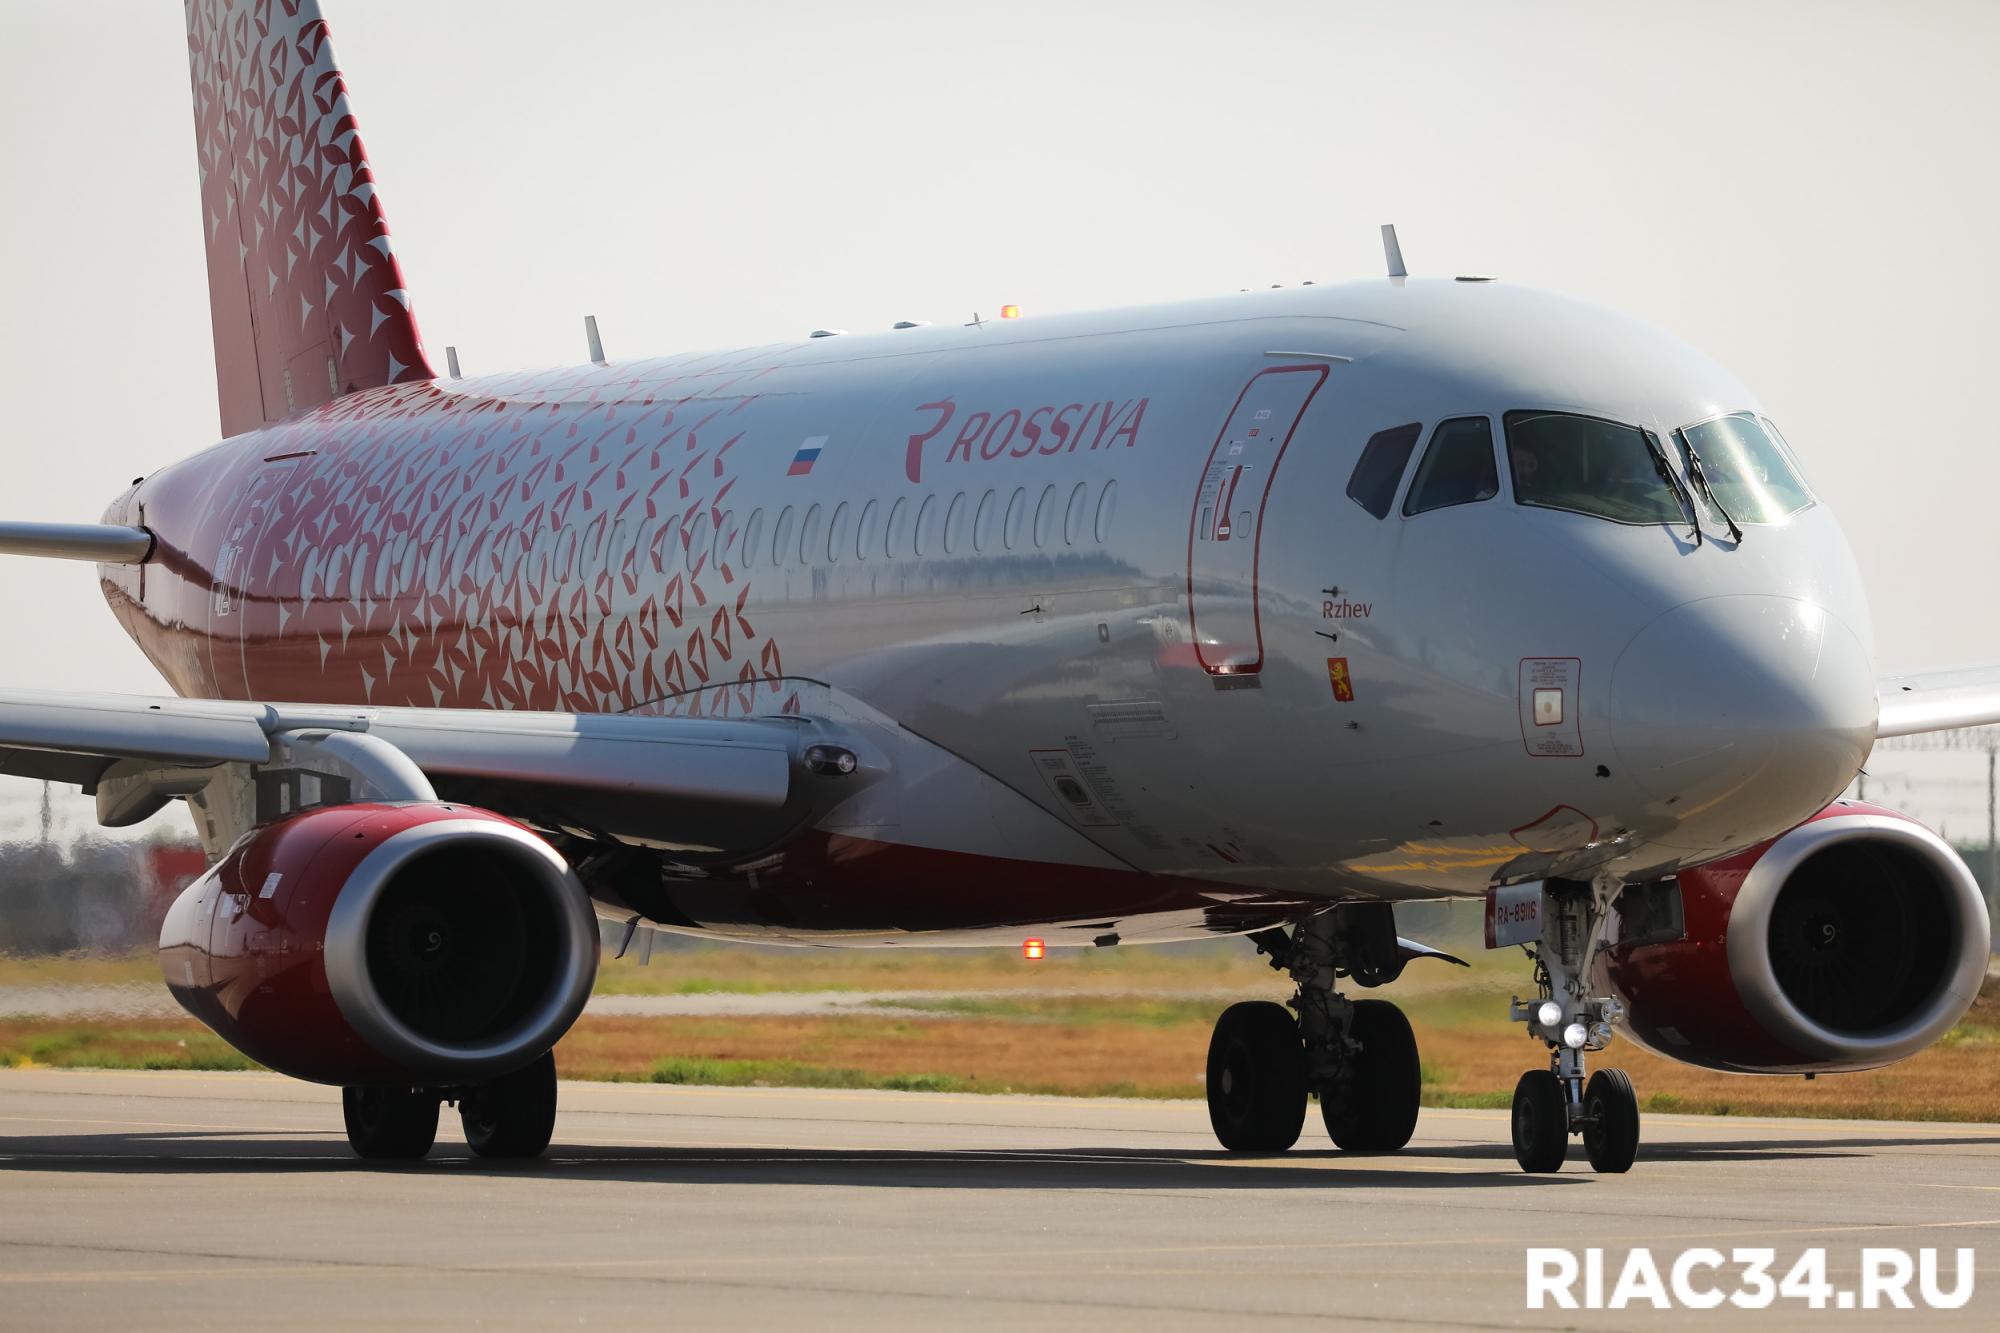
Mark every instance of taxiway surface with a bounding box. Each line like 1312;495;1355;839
2;1068;1998;1328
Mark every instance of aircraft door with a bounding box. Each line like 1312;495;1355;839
1186;364;1329;674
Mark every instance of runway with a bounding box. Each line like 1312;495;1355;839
3;1069;1999;1328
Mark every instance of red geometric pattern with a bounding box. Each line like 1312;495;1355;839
186;0;433;439
157;1;794;721
220;353;795;721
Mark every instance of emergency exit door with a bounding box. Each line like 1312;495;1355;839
1186;364;1328;675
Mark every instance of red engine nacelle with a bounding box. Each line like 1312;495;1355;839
1603;801;1990;1073
159;802;599;1086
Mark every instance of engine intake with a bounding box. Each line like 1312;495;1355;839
1605;802;1990;1073
161;802;598;1085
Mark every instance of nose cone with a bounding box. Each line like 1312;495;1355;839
1609;596;1875;852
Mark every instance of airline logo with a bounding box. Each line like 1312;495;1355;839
788;436;827;476
904;396;1150;483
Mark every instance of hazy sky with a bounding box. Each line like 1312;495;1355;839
1;1;1996;839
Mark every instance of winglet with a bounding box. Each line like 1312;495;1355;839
1381;224;1408;279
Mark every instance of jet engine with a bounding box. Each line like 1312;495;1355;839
159;802;598;1086
1603;801;1990;1073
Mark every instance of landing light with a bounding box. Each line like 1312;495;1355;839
1563;1023;1590;1049
803;744;859;776
1536;1001;1563;1028
1022;938;1045;960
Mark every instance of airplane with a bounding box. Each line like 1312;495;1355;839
2;0;1996;1173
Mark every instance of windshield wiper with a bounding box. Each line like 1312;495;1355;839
1644;430;1702;545
1677;432;1744;543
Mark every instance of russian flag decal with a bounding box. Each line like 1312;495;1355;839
788;435;827;476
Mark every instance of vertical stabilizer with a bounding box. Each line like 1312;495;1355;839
185;0;434;437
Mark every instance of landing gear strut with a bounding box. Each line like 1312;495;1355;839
1506;877;1640;1174
1205;904;1421;1154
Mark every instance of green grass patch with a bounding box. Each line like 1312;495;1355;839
0;952;161;988
0;1025;256;1072
874;995;1225;1028
1420;1089;1513;1110
637;1056;966;1093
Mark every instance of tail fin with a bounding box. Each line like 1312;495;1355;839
185;0;434;438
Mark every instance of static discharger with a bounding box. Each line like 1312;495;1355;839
1021;938;1045;960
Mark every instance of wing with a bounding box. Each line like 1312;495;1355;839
1876;666;2000;739
0;687;885;857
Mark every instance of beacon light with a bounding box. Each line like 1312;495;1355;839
1000;304;1021;320
1022;938;1045;960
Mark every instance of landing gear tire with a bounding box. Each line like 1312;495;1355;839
460;1051;558;1159
1510;1069;1568;1173
1321;999;1421;1153
1581;1068;1640;1174
342;1085;439;1160
1206;1001;1307;1152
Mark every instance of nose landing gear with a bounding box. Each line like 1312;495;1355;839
1505;877;1640;1174
1205;904;1422;1155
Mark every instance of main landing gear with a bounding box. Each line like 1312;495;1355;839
1507;878;1640;1174
1206;904;1422;1155
340;1051;559;1161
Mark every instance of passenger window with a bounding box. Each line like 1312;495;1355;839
741;509;764;570
826;501;849;564
771;506;796;566
798;504;822;565
635;516;661;573
943;493;966;554
914;495;936;556
1003;488;1027;550
885;496;908;558
1034;484;1058;549
855;499;879;560
1403;417;1499;516
712;511;733;570
684;512;709;570
1094;480;1118;542
973;490;996;552
399;534;421;593
1062;482;1087;545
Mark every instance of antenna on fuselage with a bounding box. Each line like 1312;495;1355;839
445;346;462;379
1381;224;1408;279
584;315;607;366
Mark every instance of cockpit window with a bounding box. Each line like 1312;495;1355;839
1346;423;1421;519
1676;412;1813;525
1504;411;1686;526
1403;417;1498;516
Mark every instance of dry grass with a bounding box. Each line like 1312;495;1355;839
0;1018;255;1072
5;982;2000;1122
0;953;161;987
590;941;1285;995
7;950;2000;1123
